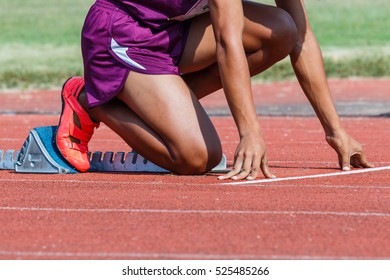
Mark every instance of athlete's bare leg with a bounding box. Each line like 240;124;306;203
88;73;222;175
81;2;297;174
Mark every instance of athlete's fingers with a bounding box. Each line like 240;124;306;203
246;153;262;180
260;154;276;179
231;155;253;180
337;149;351;171
218;154;244;180
351;153;374;169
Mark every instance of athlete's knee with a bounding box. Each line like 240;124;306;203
172;142;222;175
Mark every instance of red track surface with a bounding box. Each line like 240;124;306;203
0;79;389;260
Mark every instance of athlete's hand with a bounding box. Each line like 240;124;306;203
218;133;276;180
325;128;374;171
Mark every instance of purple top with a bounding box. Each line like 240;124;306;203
114;0;209;28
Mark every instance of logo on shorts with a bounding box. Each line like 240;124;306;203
111;38;147;71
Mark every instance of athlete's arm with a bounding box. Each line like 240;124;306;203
275;0;373;170
209;0;275;180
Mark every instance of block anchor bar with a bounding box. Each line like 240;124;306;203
0;150;19;170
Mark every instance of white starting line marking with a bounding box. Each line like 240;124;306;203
224;166;390;186
1;206;390;217
0;250;384;260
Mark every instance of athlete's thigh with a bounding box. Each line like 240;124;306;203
178;1;290;74
116;71;219;150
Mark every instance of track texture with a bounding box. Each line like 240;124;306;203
0;79;389;260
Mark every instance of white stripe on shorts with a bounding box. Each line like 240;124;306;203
111;38;147;71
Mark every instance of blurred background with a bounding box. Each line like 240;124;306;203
0;0;389;89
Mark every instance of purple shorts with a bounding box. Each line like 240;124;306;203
82;0;192;107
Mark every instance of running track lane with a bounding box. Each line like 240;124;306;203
0;115;389;259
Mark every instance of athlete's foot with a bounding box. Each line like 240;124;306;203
56;77;99;172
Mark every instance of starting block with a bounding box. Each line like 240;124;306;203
0;126;228;174
0;149;19;170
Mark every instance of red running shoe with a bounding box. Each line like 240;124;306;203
56;77;99;172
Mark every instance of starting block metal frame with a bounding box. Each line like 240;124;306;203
0;126;228;174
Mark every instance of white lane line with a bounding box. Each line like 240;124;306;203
0;250;384;260
0;180;389;189
1;206;389;217
224;166;390;186
1;166;389;188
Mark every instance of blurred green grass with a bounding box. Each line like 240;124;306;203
0;0;93;89
0;0;389;89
